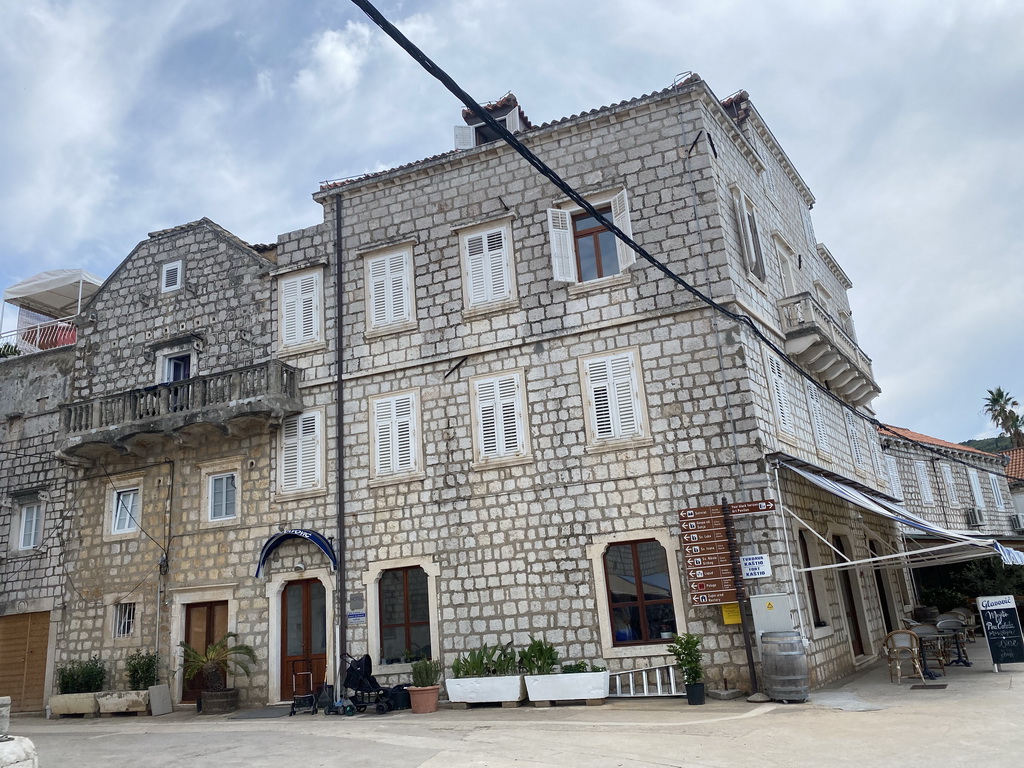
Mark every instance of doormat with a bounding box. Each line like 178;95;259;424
910;684;947;690
230;706;293;719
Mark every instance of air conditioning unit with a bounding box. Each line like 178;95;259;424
965;508;986;528
1010;513;1024;533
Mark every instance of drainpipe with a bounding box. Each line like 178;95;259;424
333;192;347;693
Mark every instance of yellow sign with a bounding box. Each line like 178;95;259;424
721;602;741;624
766;601;775;610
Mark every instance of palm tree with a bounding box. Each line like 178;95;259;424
179;632;257;692
983;387;1021;444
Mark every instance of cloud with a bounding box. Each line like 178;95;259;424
294;22;374;100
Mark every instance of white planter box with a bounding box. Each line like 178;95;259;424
48;693;99;717
446;675;526;704
524;671;609;702
96;690;150;714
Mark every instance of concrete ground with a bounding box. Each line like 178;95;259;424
12;644;1024;768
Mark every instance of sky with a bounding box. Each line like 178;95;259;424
1;0;1022;444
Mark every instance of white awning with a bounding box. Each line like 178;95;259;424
778;460;1024;569
3;269;103;317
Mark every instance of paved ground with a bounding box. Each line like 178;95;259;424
12;644;1024;768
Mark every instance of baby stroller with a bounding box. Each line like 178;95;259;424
338;653;393;714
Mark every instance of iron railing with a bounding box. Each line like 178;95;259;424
0;317;77;358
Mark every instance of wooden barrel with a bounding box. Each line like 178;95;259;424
761;631;809;702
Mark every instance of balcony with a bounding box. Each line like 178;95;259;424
778;292;880;407
59;360;303;459
0;316;78;358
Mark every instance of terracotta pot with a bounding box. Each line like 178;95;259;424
408;685;440;714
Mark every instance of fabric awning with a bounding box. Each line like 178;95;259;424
3;269;103;317
778;460;1024;569
254;528;337;577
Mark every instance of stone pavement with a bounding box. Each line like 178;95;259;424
11;645;1024;768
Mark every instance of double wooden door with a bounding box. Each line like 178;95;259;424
0;611;49;712
183;601;228;702
281;579;327;700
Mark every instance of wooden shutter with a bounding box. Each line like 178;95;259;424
915;461;935;506
611;189;635;270
465;228;510;306
547;209;576;282
968;468;986;508
368;252;411;327
768;357;795;435
281;416;300;490
941;464;960;506
281;272;320;345
504;108;521;133
805;380;829;453
298;412;321;488
475;375;522;458
586;353;641;440
845;411;865;468
374;394;416;475
989;474;1005;510
886;456;904;500
454;125;475;150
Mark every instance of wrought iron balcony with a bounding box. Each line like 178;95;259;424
0;317;77;358
59;360;303;457
778;292;879;407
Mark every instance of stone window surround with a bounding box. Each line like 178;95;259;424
457;216;519;319
586;527;684;661
827;524;875;662
4;490;46;556
105;473;145;542
368;389;425;486
198;456;245;528
467;367;533;468
363;556;440;675
277;265;326;354
793;522;835;642
275;407;326;499
103;594;141;649
361;244;417;339
577;346;653;453
549;185;635;287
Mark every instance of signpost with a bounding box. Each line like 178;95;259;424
977;595;1024;671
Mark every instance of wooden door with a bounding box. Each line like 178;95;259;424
182;601;228;702
281;579;327;700
0;612;49;712
833;536;866;656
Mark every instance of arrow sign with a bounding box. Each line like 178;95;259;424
686;565;733;580
683;540;731;556
679;506;725;521
690;576;737;592
679;517;727;533
729;498;776;515
689;589;737;606
685;552;733;569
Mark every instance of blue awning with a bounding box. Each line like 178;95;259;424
254;529;337;577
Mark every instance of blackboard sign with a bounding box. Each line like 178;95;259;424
977;595;1024;666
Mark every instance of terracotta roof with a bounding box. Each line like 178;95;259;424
1003;447;1024;484
878;424;997;458
460;92;534;129
318;74;705;192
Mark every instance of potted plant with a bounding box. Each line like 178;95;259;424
668;633;705;705
447;642;525;706
408;658;443;714
96;650;159;715
521;637;609;704
49;656;105;717
179;632;257;714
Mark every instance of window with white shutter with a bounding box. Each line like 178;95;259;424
988;473;1005;510
547;190;633;283
968;468;986;509
768;356;795;436
886;456;904;500
280;411;322;492
915;461;935;506
845;411;866;468
869;434;886;487
582;351;645;443
473;372;527;460
279;270;322;347
161;260;183;292
941;464;960;507
366;250;413;330
805;380;829;452
730;186;766;281
372;392;419;477
463;225;513;308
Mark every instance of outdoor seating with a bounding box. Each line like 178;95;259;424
936;618;972;666
949;608;979;642
881;630;926;684
913;624;947;675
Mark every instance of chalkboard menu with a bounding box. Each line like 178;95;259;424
977;595;1024;666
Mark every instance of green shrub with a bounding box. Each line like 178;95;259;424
0;343;20;359
125;650;159;689
667;633;704;685
919;587;967;614
451;642;519;678
57;656;106;694
411;658;442;687
518;637;559;675
560;660;607;674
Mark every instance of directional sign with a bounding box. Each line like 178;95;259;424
681;530;733;545
686;565;733;581
729;498;776;515
685;552;734;569
689;576;737;592
683;540;732;556
689;589;737;606
679;517;727;532
680;506;724;521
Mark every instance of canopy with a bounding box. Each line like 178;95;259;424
3;269;103;318
778;460;1024;570
254;528;337;578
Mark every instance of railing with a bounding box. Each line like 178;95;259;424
62;360;299;435
608;663;683;698
0;317;77;358
777;292;873;374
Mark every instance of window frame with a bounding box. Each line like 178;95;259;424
364;248;415;334
460;221;516;312
161;260;183;293
730;185;766;281
968;468;986;509
941;464;960;507
112;602;137;639
377;565;432;664
767;355;795;437
364;557;440;671
798;529;831;634
885;455;904;501
915;461;936;507
278;268;324;349
470;370;531;466
579;348;649;449
547;190;634;284
208;472;238;522
845;411;866;470
18;502;43;550
111;487;141;534
603;539;678;647
369;390;423;482
278;410;323;495
988;472;1005;511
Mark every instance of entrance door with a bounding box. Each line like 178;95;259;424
281;579;327;700
869;540;895;634
183;601;228;702
833;536;866;656
0;611;49;712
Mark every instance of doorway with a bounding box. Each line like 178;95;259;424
182;601;228;702
280;579;327;700
833;535;867;656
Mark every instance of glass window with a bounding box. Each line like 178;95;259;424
379;566;430;663
209;473;237;520
604;540;676;645
113;603;136;638
574;207;620;282
19;503;42;549
112;489;140;533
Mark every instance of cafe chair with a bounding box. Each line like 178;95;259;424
913;624;948;673
948;608;979;642
881;630;925;685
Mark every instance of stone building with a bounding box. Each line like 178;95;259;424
50;218;339;707
310;75;903;692
1002;447;1024;522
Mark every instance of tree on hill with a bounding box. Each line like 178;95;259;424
983;387;1024;448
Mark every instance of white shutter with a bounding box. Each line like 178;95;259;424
968;468;986;509
768;357;795;435
465;234;489;306
504;108;521;133
476;379;499;456
915;461;935;506
388;252;410;324
475;375;522;458
611;189;635;270
886;456;904;500
586;353;641;440
281;272;321;345
281;277;299;345
374;394;417;475
298;412;321;488
941;464;960;506
393;395;415;472
845;410;865;468
989;474;1006;510
486;229;510;301
368;252;411;328
869;433;886;485
465;228;510;307
547;209;576;282
587;357;614;438
805;380;830;453
281;416;299;490
454;124;475;150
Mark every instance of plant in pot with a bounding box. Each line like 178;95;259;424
96;650;160;715
179;632;257;715
408;658;443;714
520;637;610;704
447;642;525;706
668;633;705;705
50;656;106;717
